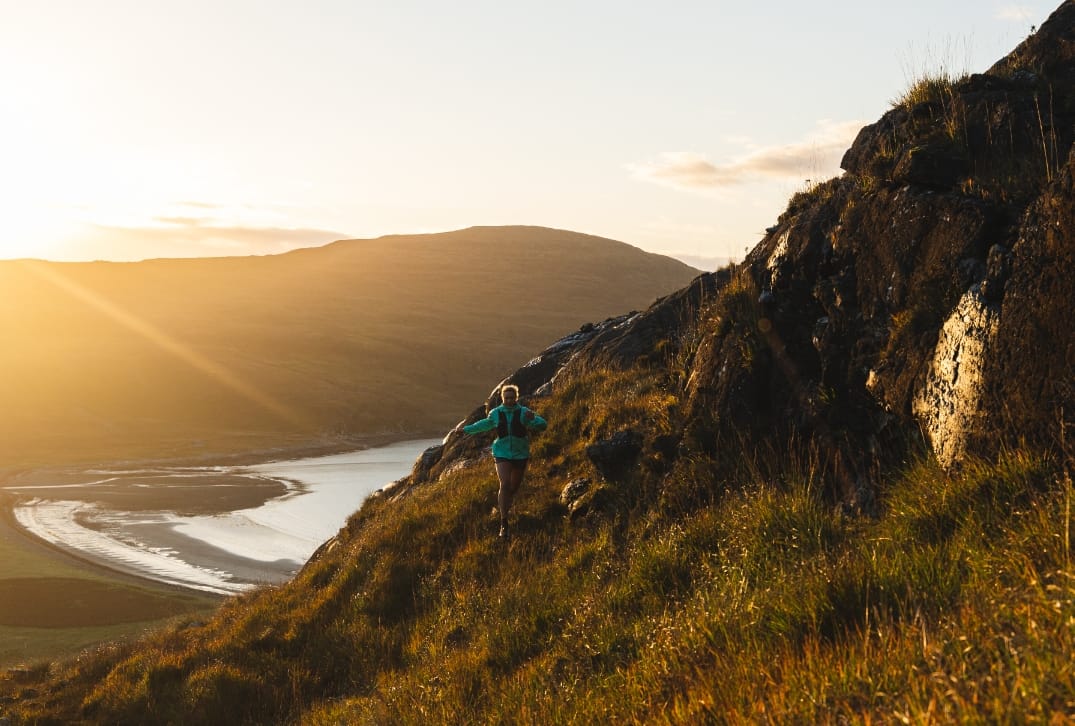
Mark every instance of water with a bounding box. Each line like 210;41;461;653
12;438;442;595
174;440;442;564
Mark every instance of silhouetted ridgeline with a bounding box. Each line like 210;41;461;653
2;4;1074;723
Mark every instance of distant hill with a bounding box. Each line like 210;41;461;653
0;226;698;468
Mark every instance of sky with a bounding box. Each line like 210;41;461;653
0;1;1058;269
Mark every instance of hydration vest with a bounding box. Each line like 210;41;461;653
496;408;529;439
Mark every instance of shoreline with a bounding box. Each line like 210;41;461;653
161;429;443;468
0;433;444;597
13;499;298;595
0;490;221;602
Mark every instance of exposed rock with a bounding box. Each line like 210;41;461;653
913;287;1000;468
892;140;971;189
812;316;831;352
567;483;622;522
409;443;446;483
980;244;1012;302
586;431;643;482
958;257;987;288
567;268;733;371
559;478;592;507
979;145;1075;451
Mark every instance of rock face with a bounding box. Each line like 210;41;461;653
979;149;1075;457
399;2;1075;504
913;287;1000;467
681;1;1075;476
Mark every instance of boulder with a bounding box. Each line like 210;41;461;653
559;477;592;507
586;430;643;482
567;483;622;522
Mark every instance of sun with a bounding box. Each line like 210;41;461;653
0;206;76;261
0;176;91;261
0;125;83;260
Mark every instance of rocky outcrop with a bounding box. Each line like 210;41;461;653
913;287;1000;468
663;5;1068;480
394;2;1075;506
978;146;1075;452
687;2;1075;475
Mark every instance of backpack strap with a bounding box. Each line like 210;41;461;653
510;408;528;438
496;408;529;440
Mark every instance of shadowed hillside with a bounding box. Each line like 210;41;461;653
2;4;1074;723
0;226;698;469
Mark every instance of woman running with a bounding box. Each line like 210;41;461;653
461;383;547;538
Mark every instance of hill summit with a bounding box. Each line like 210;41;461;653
3;4;1075;723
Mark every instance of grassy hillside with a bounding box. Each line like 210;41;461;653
0;226;697;469
1;269;1070;724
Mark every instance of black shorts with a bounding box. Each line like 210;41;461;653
494;457;529;471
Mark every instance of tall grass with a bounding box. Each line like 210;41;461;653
893;37;971;112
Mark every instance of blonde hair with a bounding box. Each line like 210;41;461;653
500;384;520;398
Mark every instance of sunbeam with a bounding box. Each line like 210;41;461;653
18;259;313;431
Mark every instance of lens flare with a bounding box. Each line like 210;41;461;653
18;259;311;430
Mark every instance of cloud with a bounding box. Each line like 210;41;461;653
154;216;207;227
995;5;1034;22
628;120;863;194
70;221;348;262
629;152;743;188
175;201;223;210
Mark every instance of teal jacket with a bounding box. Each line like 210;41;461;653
463;404;547;460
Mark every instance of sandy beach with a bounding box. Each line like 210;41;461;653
4;466;302;594
0;488;231;600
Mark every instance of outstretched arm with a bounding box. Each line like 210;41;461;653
523;408;547;432
463;413;498;435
